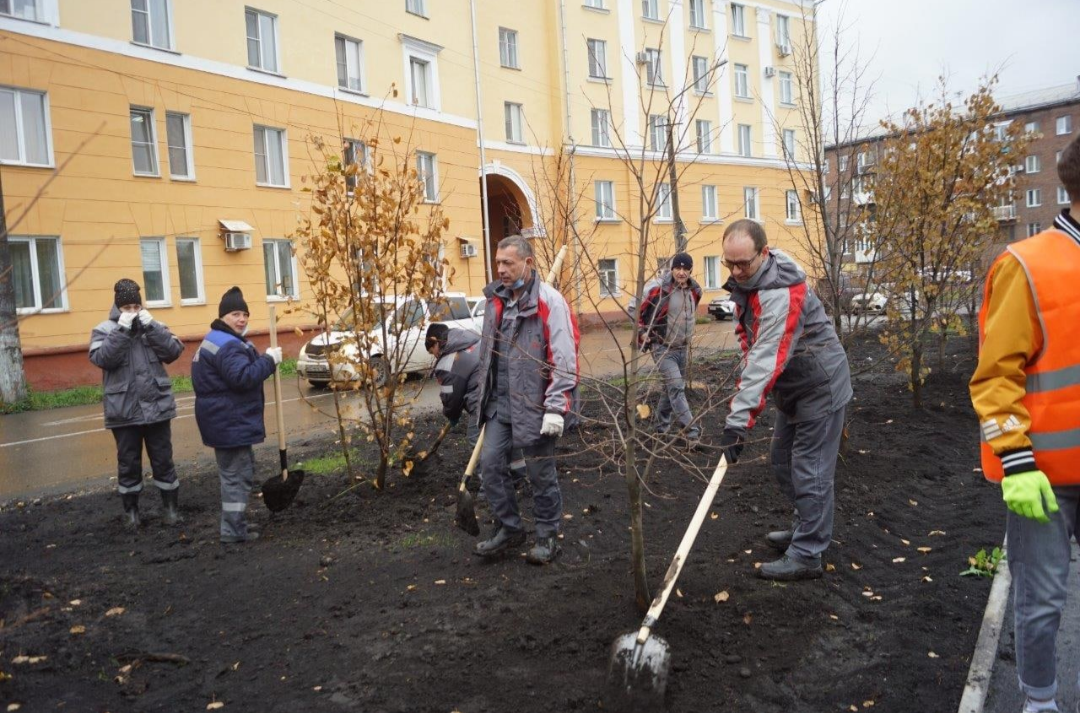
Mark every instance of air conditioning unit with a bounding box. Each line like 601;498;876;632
459;242;478;259
224;232;252;251
635;51;649;65
776;42;792;57
763;66;776;78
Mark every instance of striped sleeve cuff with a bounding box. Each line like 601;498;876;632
1000;448;1037;476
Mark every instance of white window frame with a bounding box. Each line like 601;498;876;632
1025;155;1040;174
743;186;759;220
731;3;747;37
656;183;672;221
1026;188;1041;208
688;0;707;29
701;185;718;221
776;14;791;46
591;108;611;147
504;102;524;144
401;35;443;111
0;0;48;23
595;180;616;220
335;34;365;93
648;114;666;152
131;0;174;51
1058;186;1070;205
10;235;67;314
587;38;608;79
139;237;171;307
343;137;369;194
734;63;749;98
644;48;663;86
165;111;194;180
584;0;605;7
499;27;519;69
778;70;794;105
737;123;752;157
253;124;289;187
1027;222;1041;238
642;0;658;20
696;119;713;154
263;238;299;300
785;189;801;223
417;150;438;202
704;255;721;289
175;237;205;305
782;128;796;159
0;85;53;167
245;7;280;74
598;258;619;297
1025;121;1040;135
405;0;426;17
692;55;710;94
1057;115;1073;135
130;106;160;176
839;154;849;172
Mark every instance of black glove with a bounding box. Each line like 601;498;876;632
448;415;460;428
720;428;744;464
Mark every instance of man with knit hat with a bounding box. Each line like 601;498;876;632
636;252;704;442
89;278;185;529
192;286;282;544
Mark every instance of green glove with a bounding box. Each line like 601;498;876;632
1002;470;1059;524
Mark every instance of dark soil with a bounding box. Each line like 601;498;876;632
0;334;1003;713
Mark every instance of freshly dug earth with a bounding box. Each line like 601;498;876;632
0;334;1002;712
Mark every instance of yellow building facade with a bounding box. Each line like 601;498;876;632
1;0;815;363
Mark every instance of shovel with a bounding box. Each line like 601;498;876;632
605;454;730;712
261;305;306;512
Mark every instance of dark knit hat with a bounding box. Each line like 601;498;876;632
425;323;449;351
114;278;142;308
218;286;250;317
671;252;693;270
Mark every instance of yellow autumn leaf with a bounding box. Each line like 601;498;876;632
714;591;729;603
892;557;906;563
105;607;125;617
69;625;85;635
825;563;836;572
207;703;225;710
851;562;862;570
636;403;651;420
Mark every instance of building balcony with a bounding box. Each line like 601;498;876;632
994;205;1017;222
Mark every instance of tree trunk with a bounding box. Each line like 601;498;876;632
623;432;650;613
911;340;923;409
0;168;29;406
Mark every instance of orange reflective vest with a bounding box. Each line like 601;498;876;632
979;229;1080;484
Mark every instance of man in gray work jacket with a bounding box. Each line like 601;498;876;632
719;220;852;581
473;235;579;565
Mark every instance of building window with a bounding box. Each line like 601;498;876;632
704;255;720;289
417;151;438;202
1056;150;1062;164
743;186;758;220
822;158;829;175
1059;186;1070;205
648;114;666;152
644;48;663;86
688;0;706;28
10;236;65;313
130;107;159;176
140;238;170;306
504;102;524;143
1057;115;1073;135
165;111;193;179
335;34;364;92
782;128;796;159
786;190;801;222
410;57;433;107
245;8;279;73
696;119;713;153
839;154;849;172
734;63;749;98
0;86;51;167
263;239;298;299
657;183;672;220
1025;121;1040;135
176;237;204;304
591;108;611;147
1027;222;1041;237
499;27;519;69
692;55;710;93
642;0;658;20
131;0;172;50
776;14;791;47
584;0;605;7
1025;155;1040;174
343;138;368;193
0;0;43;21
587;38;608;79
1026;188;1041;207
993;122;1009;142
737;124;751;157
405;0;426;17
731;3;747;37
595;180;616;220
702;185;718;221
253;125;288;187
778;71;794;105
599;258;619;297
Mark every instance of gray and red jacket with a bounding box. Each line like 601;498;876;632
725;250;852;435
433;328;482;421
635;272;703;349
476;273;580;447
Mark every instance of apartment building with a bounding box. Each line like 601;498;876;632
2;0;814;385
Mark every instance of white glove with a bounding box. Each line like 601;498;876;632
117;310;136;330
265;346;283;365
540;412;565;438
138;308;153;326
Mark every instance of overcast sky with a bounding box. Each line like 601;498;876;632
814;0;1078;125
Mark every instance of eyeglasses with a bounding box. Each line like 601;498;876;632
722;251;762;271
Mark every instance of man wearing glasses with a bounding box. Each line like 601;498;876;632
718;219;852;581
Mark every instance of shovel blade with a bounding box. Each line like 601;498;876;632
262;469;305;512
604;631;671;713
454;488;480;537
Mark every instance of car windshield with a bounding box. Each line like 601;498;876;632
428;295;471;321
332;303;392;331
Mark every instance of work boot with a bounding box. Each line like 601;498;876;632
121;493;140;530
766;530;793;552
1022;697;1059;712
758;554;823;581
525;535;560;565
474;525;526;558
220;531;260;545
159;488;182;526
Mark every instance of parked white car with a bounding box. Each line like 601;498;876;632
850;291;888;313
297;293;481;387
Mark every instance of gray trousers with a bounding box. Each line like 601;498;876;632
215;446;255;540
1007;486;1080;701
770;407;845;562
469;416;526;483
480;417;562;537
652;346;697;436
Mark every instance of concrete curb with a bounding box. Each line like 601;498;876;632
958;542;1012;713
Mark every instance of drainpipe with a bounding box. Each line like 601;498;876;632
557;0;583;316
470;0;494;285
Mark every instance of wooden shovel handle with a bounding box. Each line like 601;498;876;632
268;305;288;478
546;244;568;284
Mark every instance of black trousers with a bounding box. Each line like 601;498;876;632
111;420;179;494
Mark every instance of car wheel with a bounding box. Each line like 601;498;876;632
368;356;389;389
714;314;725;321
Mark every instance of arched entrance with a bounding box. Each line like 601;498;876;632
479;163;541;279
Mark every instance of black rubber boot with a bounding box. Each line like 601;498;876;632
121;493;140;530
526;535;561;565
160;488;182;526
474;525;526;558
